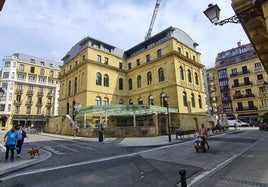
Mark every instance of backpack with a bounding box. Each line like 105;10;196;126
22;129;27;138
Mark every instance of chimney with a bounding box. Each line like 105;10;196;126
237;41;241;47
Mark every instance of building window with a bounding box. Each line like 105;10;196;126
119;62;123;69
104;57;109;65
50;70;54;77
186;52;189;58
26;106;31;114
149;95;154;105
147;72;152;85
31;59;35;64
179;66;184;80
191;93;195;107
257;74;264;80
103;97;109;105
188;70;192;83
4;61;11;67
160;93;167;107
158;68;165;82
95;97;101;105
18;74;25;80
28;76;35;82
244;77;250;85
104;74;109;87
97;55;101;63
128;79;132;90
178;47;181;53
68;80;71;96
242;66;248;74
30;67;35;73
137;75;142;88
3;72;9;78
231;68;237;75
96;72;102;86
41;61;45;66
183;91;187;106
254;62;262;69
128;63;131;70
231;50;236;56
129;99;133;105
193;55;196;61
138;98;143;105
74;77;78;94
146;54;150;62
19;64;25;71
136;59;140;66
119;78;124;90
195;72;199;85
119;99;124;105
157;49;162;58
198;95;202;108
40;68;45;75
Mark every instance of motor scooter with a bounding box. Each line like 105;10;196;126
194;136;206;152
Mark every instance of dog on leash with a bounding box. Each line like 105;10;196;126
27;147;42;159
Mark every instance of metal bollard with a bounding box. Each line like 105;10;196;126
179;169;187;187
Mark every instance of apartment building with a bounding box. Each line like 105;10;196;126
206;43;268;124
0;53;61;130
55;26;207;137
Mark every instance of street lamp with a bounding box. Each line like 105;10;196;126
164;96;171;142
203;1;266;26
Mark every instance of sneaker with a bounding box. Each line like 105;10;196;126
17;154;21;158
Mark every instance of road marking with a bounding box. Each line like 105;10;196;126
43;146;66;155
0;143;5;152
57;145;79;152
72;143;95;150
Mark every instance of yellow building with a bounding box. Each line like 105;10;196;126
206;43;268;124
0;53;61;130
53;26;207;137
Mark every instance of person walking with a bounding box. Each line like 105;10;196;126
3;126;19;162
199;123;209;150
15;124;27;158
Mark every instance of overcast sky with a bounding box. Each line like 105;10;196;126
0;0;250;68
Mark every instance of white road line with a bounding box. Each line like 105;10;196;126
57;145;79;152
0;143;5;152
72;143;95;150
43;146;66;155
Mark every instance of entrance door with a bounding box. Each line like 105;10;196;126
160;118;166;135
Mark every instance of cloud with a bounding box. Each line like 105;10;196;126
0;0;250;67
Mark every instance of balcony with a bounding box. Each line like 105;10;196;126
259;105;268;111
14;100;22;105
15;89;23;94
26;90;34;95
233;93;255;99
25;101;33;105
236;106;257;111
232;82;252;88
47;92;53;98
259;92;268;97
37;91;44;96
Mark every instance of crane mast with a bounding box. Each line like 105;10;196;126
145;0;161;40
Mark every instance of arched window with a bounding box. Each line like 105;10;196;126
96;72;102;85
195;72;199;85
147;72;152;85
179;66;184;80
68;80;71;96
158;68;165;82
104;74;109;87
198;95;202;108
183;91;188;106
188;70;192;83
160;93;167;107
128;78;132;90
95;97;101;105
191;93;195;107
148;95;154;105
129;99;133;105
137;75;142;88
138;98;143;105
66;102;70;114
74;77;78;94
119;99;124;105
119;78;123;90
103;97;109;105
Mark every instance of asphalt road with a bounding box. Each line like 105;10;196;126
1;129;268;187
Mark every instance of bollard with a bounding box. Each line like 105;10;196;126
179;169;187;187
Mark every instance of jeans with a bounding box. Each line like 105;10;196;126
5;144;15;160
16;139;24;154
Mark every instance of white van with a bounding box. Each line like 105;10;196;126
227;120;249;127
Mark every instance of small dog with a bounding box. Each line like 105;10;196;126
27;147;42;159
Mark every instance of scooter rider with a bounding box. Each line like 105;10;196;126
199;123;209;150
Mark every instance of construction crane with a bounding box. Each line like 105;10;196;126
145;0;161;40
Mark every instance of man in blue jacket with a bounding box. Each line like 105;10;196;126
3;126;19;162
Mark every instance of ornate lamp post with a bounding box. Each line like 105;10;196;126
164;96;171;142
203;1;266;26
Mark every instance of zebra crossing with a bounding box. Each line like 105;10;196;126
42;142;97;155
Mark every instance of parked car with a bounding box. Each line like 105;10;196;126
227;120;249;127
